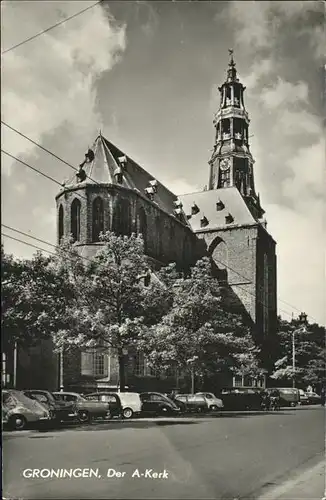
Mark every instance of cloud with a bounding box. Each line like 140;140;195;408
1;1;126;175
260;79;309;110
227;1;324;60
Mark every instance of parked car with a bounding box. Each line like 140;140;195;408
265;388;300;407
195;392;224;410
298;389;309;405
173;394;209;413
23;389;77;423
85;392;141;419
305;392;322;405
2;389;51;430
53;392;110;423
140;392;181;416
220;387;263;410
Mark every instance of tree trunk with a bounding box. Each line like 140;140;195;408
118;348;126;391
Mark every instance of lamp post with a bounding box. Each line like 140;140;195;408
187;356;199;395
292;312;307;388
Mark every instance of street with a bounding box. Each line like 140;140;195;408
3;407;325;499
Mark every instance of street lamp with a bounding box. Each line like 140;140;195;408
292;312;307;388
186;356;199;395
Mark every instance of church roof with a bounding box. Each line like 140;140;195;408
179;187;257;231
62;134;185;220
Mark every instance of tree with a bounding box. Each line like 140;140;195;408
51;232;171;391
1;245;74;349
138;257;263;388
271;317;326;389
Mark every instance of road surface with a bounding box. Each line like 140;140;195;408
3;407;325;499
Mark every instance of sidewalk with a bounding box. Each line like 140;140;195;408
257;460;325;500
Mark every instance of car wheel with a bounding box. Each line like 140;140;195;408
77;410;91;423
122;407;133;419
210;405;218;411
9;414;27;431
160;406;170;415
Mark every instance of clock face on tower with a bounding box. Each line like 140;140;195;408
220;158;231;171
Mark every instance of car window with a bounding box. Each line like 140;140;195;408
2;392;16;406
150;394;165;402
66;394;77;402
100;395;117;403
85;395;99;401
30;393;48;404
205;393;213;399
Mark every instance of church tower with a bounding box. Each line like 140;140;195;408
208;50;264;221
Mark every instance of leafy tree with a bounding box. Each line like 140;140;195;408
271;317;325;389
138;257;263;388
1;245;74;349
51;232;171;391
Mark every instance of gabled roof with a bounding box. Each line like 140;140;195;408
179;187;257;231
63;134;187;221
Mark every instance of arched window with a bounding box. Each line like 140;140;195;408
92;197;104;242
210;237;228;271
136;207;147;252
71;198;81;242
58;204;64;242
155;217;162;256
113;198;131;236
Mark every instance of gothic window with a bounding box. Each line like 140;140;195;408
136;207;147;252
92;197;104;242
58;204;64;242
210;237;228;271
113;198;131;236
71;198;81;242
155;217;162;256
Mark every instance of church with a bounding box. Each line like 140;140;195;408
9;53;276;393
53;51;277;393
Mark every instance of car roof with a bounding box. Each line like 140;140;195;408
53;391;80;396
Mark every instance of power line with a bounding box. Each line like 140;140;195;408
2;1;103;55
1;121;101;188
0;142;309;322
1;150;62;187
1;126;314;322
1;149;88;203
1;224;300;321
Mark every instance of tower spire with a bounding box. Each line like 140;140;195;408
227;48;238;82
208;51;264;220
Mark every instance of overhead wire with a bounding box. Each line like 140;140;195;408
2;224;305;322
1;125;314;322
1;1;103;55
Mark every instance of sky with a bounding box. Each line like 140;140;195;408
1;0;325;325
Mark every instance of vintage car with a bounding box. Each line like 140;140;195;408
173;394;209;413
305;392;322;405
140;392;181;416
2;389;51;430
85;392;142;419
265;388;300;407
195;392;224;410
53;392;110;423
23;389;77;423
220;387;263;410
298;389;309;405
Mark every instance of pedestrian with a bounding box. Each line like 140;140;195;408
320;387;325;406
